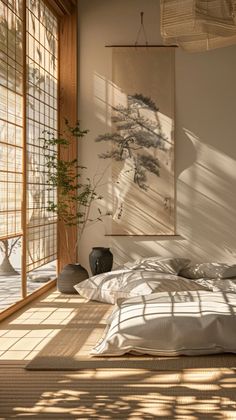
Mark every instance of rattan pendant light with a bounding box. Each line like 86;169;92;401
160;0;236;52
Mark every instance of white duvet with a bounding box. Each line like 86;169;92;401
91;290;236;356
75;257;236;305
74;269;209;304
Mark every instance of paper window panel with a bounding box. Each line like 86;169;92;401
0;0;23;240
1;0;23;18
26;223;57;271
26;0;58;273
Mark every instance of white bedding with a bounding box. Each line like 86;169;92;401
91;290;236;357
192;277;236;293
124;257;190;273
80;256;236;357
74;257;209;304
74;269;208;304
180;262;236;279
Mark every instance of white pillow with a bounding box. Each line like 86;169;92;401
124;257;190;274
192;277;236;293
74;269;206;304
91;291;236;356
180;262;236;279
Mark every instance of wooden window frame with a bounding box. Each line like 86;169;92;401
57;2;78;271
0;0;78;322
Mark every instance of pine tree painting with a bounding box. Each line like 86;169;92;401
96;47;175;235
95;94;174;234
96;94;168;191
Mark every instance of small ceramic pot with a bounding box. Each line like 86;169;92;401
57;263;89;294
89;247;113;275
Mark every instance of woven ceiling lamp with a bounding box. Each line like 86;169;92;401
160;0;236;52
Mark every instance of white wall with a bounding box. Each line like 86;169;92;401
78;0;236;272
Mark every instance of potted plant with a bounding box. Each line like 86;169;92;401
42;120;109;293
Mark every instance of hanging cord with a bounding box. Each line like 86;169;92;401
206;0;209;51
231;0;236;21
135;11;148;46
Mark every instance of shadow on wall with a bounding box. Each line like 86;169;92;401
177;129;236;262
112;130;236;266
79;71;236;269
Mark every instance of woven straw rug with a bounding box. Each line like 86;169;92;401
26;299;236;370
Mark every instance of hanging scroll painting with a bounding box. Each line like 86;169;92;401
98;47;175;235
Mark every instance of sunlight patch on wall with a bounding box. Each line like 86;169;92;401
177;128;236;262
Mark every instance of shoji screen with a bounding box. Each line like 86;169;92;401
26;0;58;273
0;1;23;239
0;0;23;297
0;0;58;310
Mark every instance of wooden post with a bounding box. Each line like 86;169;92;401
58;4;78;272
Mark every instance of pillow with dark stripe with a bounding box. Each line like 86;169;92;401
180;262;236;279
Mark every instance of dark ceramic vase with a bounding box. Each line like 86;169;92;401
89;247;113;276
57;263;89;294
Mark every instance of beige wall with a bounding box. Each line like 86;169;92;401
78;0;236;272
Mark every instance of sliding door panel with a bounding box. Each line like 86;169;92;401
26;0;58;292
0;0;24;309
0;0;58;311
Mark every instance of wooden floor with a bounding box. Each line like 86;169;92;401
0;289;236;419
